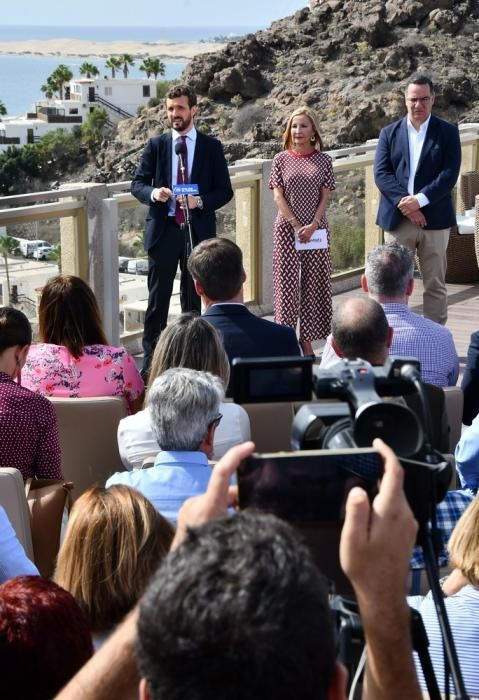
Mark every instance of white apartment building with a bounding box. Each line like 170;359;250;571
0;76;156;151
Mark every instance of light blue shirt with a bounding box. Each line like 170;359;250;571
0;506;38;583
455;414;479;493
106;450;212;523
409;585;479;696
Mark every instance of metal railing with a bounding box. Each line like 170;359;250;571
94;94;134;119
1;124;478;344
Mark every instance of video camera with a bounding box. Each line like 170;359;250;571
232;355;451;535
232;355;465;697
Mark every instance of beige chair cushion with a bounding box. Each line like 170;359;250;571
48;396;128;501
0;468;34;560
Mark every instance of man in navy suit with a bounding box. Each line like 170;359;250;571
374;75;461;325
187;238;301;367
131;84;233;376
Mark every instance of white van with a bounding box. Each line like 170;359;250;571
127;259;148;275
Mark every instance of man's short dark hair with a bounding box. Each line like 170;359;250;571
136;511;336;700
0;307;32;354
406;75;434;94
187;238;244;301
166;84;197;107
332;297;389;363
365;243;414;297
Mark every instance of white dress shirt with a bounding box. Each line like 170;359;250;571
407;115;430;208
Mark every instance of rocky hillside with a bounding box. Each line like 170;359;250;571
95;0;479;181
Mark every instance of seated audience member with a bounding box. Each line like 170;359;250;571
117;313;250;469
320;243;459;387
330;296;449;454
455;415;479;494
330;296;392;364
409;495;479;696
0;575;93;699
0;506;38;583
55;439;422;700
0;307;62;480
54;485;173;650
461;331;479;425
187;238;302;365
22;275;144;413
107;368;222;523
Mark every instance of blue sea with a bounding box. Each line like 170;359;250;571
0;25;260;117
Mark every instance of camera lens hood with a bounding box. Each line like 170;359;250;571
353;401;423;457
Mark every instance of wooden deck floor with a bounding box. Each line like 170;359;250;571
326;277;479;377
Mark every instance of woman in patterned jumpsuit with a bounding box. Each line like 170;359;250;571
269;106;335;356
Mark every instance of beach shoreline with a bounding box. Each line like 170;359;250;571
0;38;225;61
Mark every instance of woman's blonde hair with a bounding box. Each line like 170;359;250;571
54;485;174;632
448;494;479;587
148;312;230;394
282;106;324;151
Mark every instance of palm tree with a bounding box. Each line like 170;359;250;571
148;58;165;79
105;57;122;79
120;54;135;78
41;76;59;99
47;243;62;273
0;100;7;117
52;64;73;100
0;234;20;304
79;62;100;79
139;58;153;79
81;107;110;151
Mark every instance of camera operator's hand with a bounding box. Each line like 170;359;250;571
171;441;255;551
340;438;421;700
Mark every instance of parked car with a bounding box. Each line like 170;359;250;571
127;259;148;275
119;257;133;272
32;243;54;260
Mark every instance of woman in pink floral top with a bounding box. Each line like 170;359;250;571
22;275;144;414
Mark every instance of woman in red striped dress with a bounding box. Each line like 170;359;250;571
269;106;335;356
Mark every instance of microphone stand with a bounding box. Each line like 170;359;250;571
177;148;195;313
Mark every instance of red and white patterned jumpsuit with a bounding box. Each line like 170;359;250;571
269;149;336;342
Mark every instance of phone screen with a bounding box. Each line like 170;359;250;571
237;449;382;594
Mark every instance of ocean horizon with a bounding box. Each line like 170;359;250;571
0;25;260;43
0;25;261;117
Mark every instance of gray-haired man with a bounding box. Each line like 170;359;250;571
106;367;223;522
321;243;458;387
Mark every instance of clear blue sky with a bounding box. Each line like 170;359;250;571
2;1;307;27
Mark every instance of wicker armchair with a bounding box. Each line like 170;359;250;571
446;170;479;284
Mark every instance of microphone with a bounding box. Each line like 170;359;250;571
175;141;186;156
175;140;187;184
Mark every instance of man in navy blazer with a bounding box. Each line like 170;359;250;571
187;238;301;370
374;75;461;325
131;84;233;376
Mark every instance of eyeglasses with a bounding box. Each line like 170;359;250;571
406;97;432;105
209;413;223;429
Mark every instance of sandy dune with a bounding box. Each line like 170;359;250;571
0;38;225;61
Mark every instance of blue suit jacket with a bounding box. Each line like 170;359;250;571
374;114;461;231
202;304;302;364
131;131;233;251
